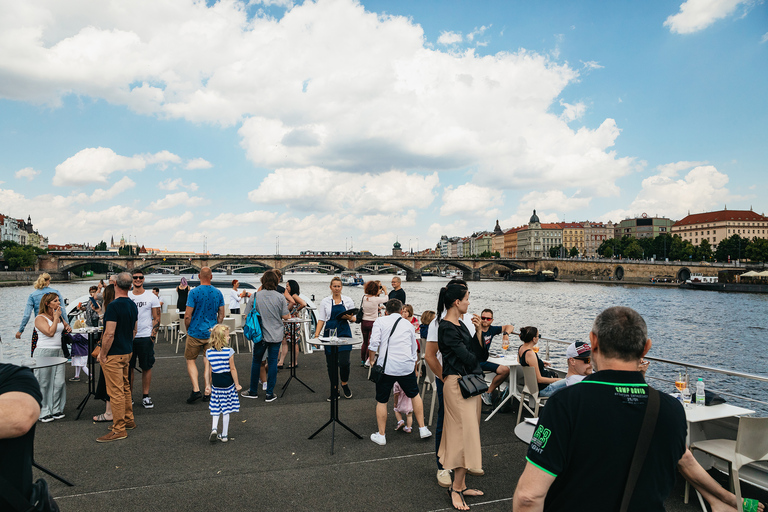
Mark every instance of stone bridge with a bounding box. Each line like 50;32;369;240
37;254;533;281
533;258;727;283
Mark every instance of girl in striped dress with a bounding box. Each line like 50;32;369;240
204;324;241;443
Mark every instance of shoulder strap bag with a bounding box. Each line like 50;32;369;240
619;386;660;512
355;295;365;324
452;322;489;398
369;317;403;384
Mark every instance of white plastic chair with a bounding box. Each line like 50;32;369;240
516;366;548;425
690;417;768;512
176;321;187;354
222;317;241;354
420;363;439;426
168;310;180;344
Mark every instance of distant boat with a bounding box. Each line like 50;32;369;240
341;272;364;286
505;268;555;282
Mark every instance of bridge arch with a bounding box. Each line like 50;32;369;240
677;267;691;282
280;258;347;273
478;261;526;271
614;266;624;281
58;259;129;274
135;258;203;273
350;259;416;274
209;258;273;272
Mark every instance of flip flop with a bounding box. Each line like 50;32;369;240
447;487;469;511
461;489;484;497
93;413;112;422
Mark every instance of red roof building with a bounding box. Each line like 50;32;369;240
671;209;768;248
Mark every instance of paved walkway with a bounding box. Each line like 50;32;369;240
33;336;763;511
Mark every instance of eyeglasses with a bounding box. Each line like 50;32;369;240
575;357;591;364
132;276;144;280
481;317;493;321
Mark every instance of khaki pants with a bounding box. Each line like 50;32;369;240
102;353;134;434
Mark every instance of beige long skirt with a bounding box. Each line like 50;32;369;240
438;375;482;471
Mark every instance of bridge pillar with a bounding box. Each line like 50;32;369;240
226;265;232;276
405;271;422;282
174;265;180;275
464;270;481;281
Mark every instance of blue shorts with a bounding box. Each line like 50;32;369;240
480;361;499;373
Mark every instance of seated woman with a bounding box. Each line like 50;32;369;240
517;326;564;397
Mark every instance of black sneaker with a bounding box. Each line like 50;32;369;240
342;384;352;399
186;391;202;404
265;393;277;403
241;390;259;399
202;394;210;402
326;391;339;402
52;412;66;420
40;415;55;423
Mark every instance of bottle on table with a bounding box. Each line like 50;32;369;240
696;378;705;407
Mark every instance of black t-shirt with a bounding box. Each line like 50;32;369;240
481;325;502;346
526;370;686;512
104;297;138;355
388;288;406;304
176;286;189;312
0;364;43;504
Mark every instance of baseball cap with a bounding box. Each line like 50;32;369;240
566;341;591;359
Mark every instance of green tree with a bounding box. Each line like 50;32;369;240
745;237;768;262
625;240;643;259
715;235;751;262
4;245;37;270
696;239;713;261
95;240;107;251
549;244;563;258
569;246;579;258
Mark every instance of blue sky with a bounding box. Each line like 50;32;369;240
1;0;766;254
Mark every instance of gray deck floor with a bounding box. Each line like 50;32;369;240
34;336;765;511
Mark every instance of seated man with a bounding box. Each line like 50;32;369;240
0;363;44;510
475;308;513;405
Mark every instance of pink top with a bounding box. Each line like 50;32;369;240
361;295;388;321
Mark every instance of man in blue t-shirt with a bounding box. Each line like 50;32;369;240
476;308;514;405
97;272;138;442
183;267;225;404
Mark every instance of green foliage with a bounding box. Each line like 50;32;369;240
477;250;500;258
95;240;107;251
549;244;563;258
696;239;713;261
714;234;752;262
624;239;643;259
569;246;579;257
2;245;38;270
745;237;768;262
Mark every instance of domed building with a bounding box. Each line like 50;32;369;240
517;210;562;258
392;240;403;256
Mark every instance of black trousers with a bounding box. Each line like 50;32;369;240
325;350;351;384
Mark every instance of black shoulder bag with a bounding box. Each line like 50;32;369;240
454;322;489;398
355;295;365;324
369;317;402;384
619;386;660;512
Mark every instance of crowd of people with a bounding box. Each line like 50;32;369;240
6;271;766;512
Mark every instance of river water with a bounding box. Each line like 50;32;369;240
2;273;766;411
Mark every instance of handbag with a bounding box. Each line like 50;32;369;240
60;332;71;359
369;317;403;384
0;475;60;512
355;295;365;324
91;343;101;359
458;371;489;399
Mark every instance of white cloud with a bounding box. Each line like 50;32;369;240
438;31;463;45
655;160;708;178
467;25;489;42
158;178;198;191
15;167;41;180
518;190;591;213
602;165;733;221
664;0;749;34
248;167;439;214
440;184;502;216
53;147;145;186
144;150;182;170
149;192;208;210
185;157;212;170
581;60;604;70
559;100;587;122
761;32;768;43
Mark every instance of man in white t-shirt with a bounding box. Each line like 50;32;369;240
128;269;161;409
423;279;483;487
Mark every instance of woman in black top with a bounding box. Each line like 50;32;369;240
176;277;190;319
436;284;487;510
517;326;562;396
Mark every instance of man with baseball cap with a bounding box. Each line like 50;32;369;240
563;341;592;386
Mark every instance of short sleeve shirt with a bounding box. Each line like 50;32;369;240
0;364;42;504
128;290;161;338
481;325;502;346
526;370;686;512
254;290;289;344
104;297;138;355
187;285;225;340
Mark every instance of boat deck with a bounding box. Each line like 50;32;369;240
36;337;766;511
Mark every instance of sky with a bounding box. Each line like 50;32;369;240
0;0;766;255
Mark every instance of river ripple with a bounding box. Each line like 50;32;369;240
2;274;766;411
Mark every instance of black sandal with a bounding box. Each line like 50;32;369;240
448;487;469;510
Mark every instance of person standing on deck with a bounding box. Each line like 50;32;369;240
313;276;356;401
128;269;161;409
184;267;225;404
388;276;406;304
15;273;72;356
97;272;138;442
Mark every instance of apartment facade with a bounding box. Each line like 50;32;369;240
671;209;768;249
561;222;585;255
583;221;614;257
614;215;673;239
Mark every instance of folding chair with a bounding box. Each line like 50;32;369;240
690;417;768;512
421;362;439;426
516;366;548;425
176;321;187;354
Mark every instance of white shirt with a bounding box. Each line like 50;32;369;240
317;295;355;322
229;289;242;309
128;289;161;338
426;311;476;366
566;374;586;386
35;316;63;349
369;315;417;376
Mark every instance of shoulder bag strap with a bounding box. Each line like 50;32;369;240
379;317;402;372
619;386;660;512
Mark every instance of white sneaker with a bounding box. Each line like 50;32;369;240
481;392;492;406
437;469;453;488
370;432;386;445
209;429;218;443
419;426;432;439
262;382;267;391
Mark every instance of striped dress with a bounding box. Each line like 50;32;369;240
205;347;240;415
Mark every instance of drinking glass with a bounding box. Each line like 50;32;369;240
329;328;338;340
502;339;510;351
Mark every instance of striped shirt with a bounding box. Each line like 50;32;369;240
206;347;234;373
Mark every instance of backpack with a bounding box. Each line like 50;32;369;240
243;307;263;343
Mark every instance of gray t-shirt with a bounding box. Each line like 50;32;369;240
253;290;289;344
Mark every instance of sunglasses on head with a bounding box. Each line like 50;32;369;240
481;316;493;321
